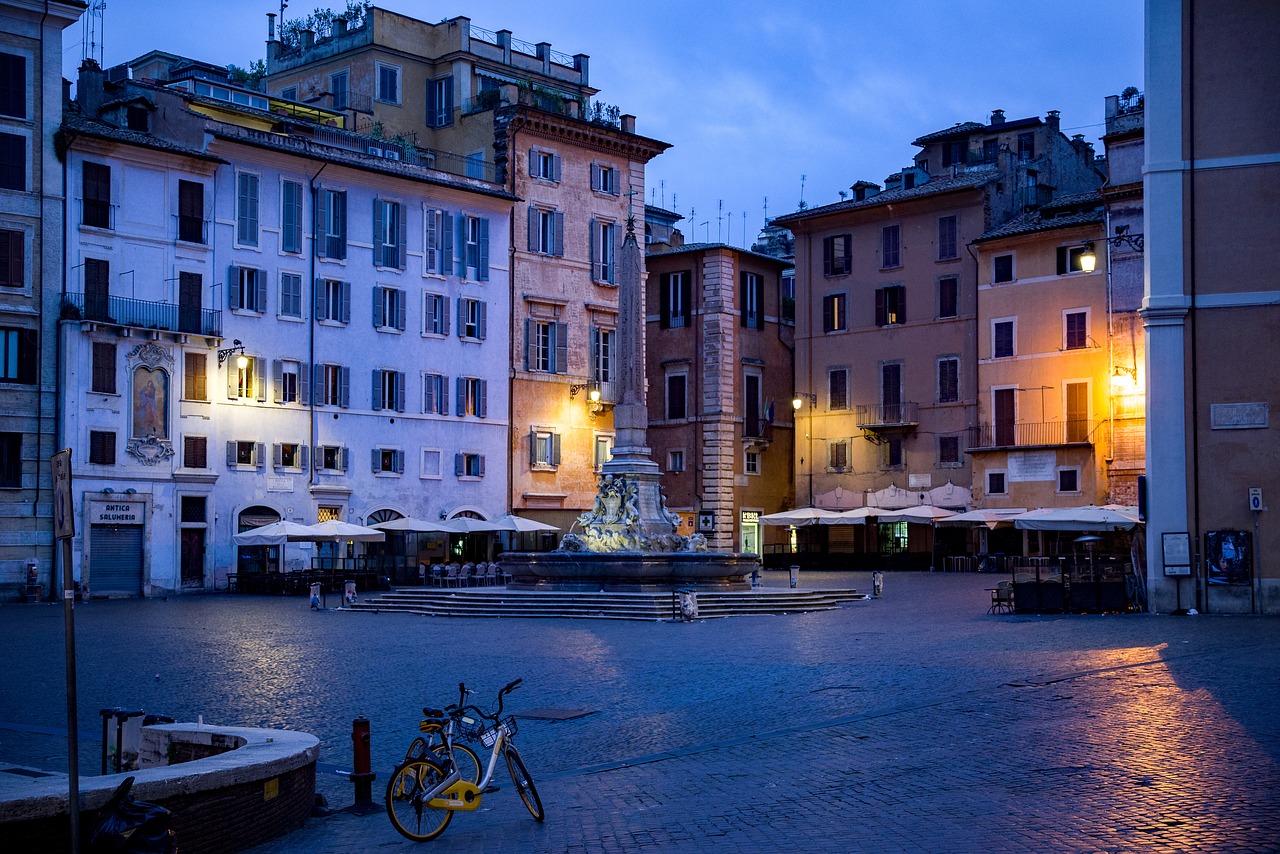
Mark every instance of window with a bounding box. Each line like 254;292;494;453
1017;132;1035;160
178;180;204;244
465;152;486;179
881;225;901;269
881;362;904;421
330;71;349;110
526;319;566;373
1056;245;1090;275
273;359;305;404
456;376;487;417
228;355;265;401
229;266;266;313
591;163;619;195
530;430;561;469
1057;467;1080;493
276;442;306;470
182;435;207;469
91;342;116;394
184;352;207;401
781;272;795;322
993;387;1017;446
591;326;615;393
459;298;486;340
89;430;115;465
0;228;22;287
666;372;687;420
0;326;35;383
459;215;490;280
982;138;998;163
376;62;401;104
0;132;22;192
822;292;847;332
987;470;1007;495
426;75;453;127
373;199;406;269
420;448;442;479
667;449;685;472
280;86;297;102
123;106;146;131
373;286;406;331
941;141;965;168
529;148;561;182
279;272;302;318
422;372;448;414
1066;381;1089;443
660;271;691;328
591;219;616;283
317;364;350;407
316;188;347;259
281;180;303;253
424;208;448;273
745;450;760;475
317;444;349;472
993;254;1014;283
993;319;1015;359
885;436;904;468
236;172;259;246
0;431;18;487
594;435;614;471
82;161;111;227
938;216;958;260
373;368;406;412
0;53;25;119
423;292;449;335
740;272;763;329
373;447;405;475
1064;310;1089;350
828;368;848;410
455;452;484;478
938;276;959;319
315;278;350;323
743;372;762;436
528;207;563;256
828;440;848;471
938;435;961;467
823;234;851;276
938;357;959;403
876;285;906;326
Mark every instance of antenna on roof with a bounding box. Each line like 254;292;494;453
742;211;747;248
799;175;807;210
763;196;769;222
660;179;665;208
83;0;106;65
727;210;733;246
717;200;723;243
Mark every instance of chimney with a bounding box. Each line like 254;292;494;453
1045;110;1061;132
77;59;106;117
620;114;635;134
990;109;1005;126
301;28;315;50
266;12;276;41
334;16;348;37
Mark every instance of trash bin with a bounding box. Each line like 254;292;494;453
309;582;322;610
872;571;884;598
99;708;145;774
343;580;357;606
678;588;698;621
789;565;799;589
750;569;760;589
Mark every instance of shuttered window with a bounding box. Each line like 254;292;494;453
0;228;22;287
91;342;116;394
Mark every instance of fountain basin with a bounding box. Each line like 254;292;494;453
502;550;759;592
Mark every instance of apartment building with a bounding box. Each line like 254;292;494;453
59;58;512;596
0;0;83;600
775;111;1102;521
1144;0;1280;614
264;8;670;531
644;243;793;554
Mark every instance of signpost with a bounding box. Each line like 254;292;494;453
1162;531;1192;615
1250;488;1264;615
50;449;80;850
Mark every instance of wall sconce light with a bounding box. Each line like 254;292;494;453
218;338;247;368
1080;225;1145;274
568;382;590;398
124;487;136;495
792;392;816;410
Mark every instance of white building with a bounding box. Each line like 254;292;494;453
59;58;513;596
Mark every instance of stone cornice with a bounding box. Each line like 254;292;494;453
502;105;670;163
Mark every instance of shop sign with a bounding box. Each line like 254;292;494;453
89;501;144;524
740;510;760;524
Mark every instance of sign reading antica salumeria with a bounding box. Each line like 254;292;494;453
89;502;144;524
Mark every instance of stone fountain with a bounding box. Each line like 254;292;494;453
503;213;758;592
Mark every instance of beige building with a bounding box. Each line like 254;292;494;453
265;8;669;529
1144;0;1280;614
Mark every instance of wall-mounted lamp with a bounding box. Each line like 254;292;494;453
1080;225;1145;273
217;338;248;368
123;487;136;495
568;382;590;398
792;392;817;410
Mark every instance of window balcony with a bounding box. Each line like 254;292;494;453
966;420;1094;451
855;402;919;430
61;293;222;338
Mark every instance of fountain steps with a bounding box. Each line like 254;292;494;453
343;587;866;621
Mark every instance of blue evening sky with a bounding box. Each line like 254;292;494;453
63;0;1144;247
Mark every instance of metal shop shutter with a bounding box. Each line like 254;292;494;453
90;525;144;596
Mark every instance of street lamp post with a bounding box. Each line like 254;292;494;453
792;393;816;507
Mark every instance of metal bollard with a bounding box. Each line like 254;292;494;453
873;571;884;599
349;716;377;814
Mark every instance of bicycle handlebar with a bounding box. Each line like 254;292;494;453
438;678;524;724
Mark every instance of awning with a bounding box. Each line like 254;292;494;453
1011;505;1141;532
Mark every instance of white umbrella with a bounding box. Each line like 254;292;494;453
232;519;316;546
935;508;1028;529
445;516;509;534
874;505;957;524
292;519;386;542
1011;506;1141;532
759;507;846;526
489;514;559;533
371;516;459;534
820;507;878;525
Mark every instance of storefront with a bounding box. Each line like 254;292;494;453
85;498;147;596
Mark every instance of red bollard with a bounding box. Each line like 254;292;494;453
349;716;377;814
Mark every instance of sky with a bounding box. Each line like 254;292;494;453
62;1;1144;247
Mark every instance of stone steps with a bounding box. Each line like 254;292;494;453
343;587;867;621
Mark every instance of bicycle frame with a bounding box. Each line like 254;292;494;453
421;720;510;811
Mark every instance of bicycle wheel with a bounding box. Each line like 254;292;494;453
403;735;428;763
504;746;544;822
385;758;453;842
434;742;482;785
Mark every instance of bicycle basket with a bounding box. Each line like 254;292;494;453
454;715;486;741
479;717;517;748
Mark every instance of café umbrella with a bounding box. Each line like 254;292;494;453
289;519;386;542
759;507;846;526
232;520;318;547
371;516;460;534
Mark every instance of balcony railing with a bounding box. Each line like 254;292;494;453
61;292;222;337
966;420;1093;450
856;402;919;429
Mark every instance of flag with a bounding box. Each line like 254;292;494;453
762;399;775;427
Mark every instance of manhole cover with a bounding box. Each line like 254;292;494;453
518;708;595;721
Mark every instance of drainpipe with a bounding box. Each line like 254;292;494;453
1187;0;1204;613
34;0;50;529
308;162;328;488
506;119;519;520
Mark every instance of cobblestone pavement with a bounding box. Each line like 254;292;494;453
3;571;1279;852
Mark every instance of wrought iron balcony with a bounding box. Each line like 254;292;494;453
966;420;1094;451
61;293;222;338
856;402;919;429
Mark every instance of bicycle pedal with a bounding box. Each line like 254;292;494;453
481;785;501;794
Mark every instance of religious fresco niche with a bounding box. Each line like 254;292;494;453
125;342;176;465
